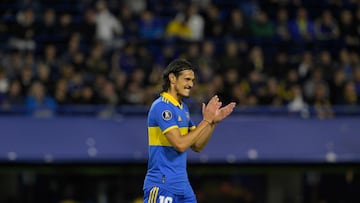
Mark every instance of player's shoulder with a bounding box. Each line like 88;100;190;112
149;96;173;113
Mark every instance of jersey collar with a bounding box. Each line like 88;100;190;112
161;92;183;108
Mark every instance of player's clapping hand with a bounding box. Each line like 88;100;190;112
213;101;236;124
202;95;222;123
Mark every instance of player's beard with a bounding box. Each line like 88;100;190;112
175;85;191;98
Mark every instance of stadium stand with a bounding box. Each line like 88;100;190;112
0;0;359;118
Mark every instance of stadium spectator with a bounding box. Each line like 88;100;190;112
218;40;243;76
262;77;283;106
245;70;266;103
203;4;223;38
230;82;248;107
199;74;225;105
275;7;291;41
222;68;240;104
186;3;205;41
138;10;164;40
136;45;155;75
250;10;275;39
70;51;87;73
180;42;201;67
155;44;177;68
78;8;97;44
225;8;250;39
113;71;128;105
118;4;139;39
9;7;36;51
36;8;58;37
125;79;145;105
0;68;9;102
312;82;334;119
338;9;358;50
1;50;23;80
246;46;266;75
287;84;308;112
98;80;119;106
36;63;54;94
41;44;61;78
67;72;85;103
297;51;315;83
268;51;294;80
58;13;75;42
25;81;57;117
94;0;123;48
315;50;336;82
2;79;24;106
86;42;108;75
60;33;82;65
197;40;218;83
353;66;360;95
342;80;359;105
18;66;34;96
288;7;315;42
54;78;71;105
314;9;340;41
123;0;147;15
278;69;300;103
116;42;137;75
165;13;192;41
303;69;330;103
337;48;354;80
329;69;346;105
191;0;211;10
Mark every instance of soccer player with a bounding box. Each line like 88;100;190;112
143;59;236;203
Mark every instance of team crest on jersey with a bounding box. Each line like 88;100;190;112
162;110;172;120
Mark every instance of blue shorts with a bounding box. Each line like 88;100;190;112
143;185;196;203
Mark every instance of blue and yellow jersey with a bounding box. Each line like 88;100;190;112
143;92;196;195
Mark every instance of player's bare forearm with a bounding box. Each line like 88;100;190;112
165;96;234;153
191;122;216;152
165;119;216;153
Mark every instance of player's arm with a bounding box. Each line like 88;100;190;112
190;120;216;152
164;119;216;153
191;101;237;152
164;95;220;153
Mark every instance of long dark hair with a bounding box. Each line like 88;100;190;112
162;59;194;92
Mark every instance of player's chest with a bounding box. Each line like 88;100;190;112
173;109;191;126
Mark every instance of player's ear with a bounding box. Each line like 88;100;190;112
169;73;176;84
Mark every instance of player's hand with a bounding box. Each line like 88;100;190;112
202;95;221;123
213;102;236;124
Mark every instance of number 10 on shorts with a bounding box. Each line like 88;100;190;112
159;195;173;203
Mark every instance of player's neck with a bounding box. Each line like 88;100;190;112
166;90;182;104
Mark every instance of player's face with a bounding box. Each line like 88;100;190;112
174;70;195;98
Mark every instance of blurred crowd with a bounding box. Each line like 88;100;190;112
0;0;359;115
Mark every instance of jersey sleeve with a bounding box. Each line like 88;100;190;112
150;102;178;134
189;119;196;130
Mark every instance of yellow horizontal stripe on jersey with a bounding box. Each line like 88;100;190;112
163;125;179;135
148;126;190;146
